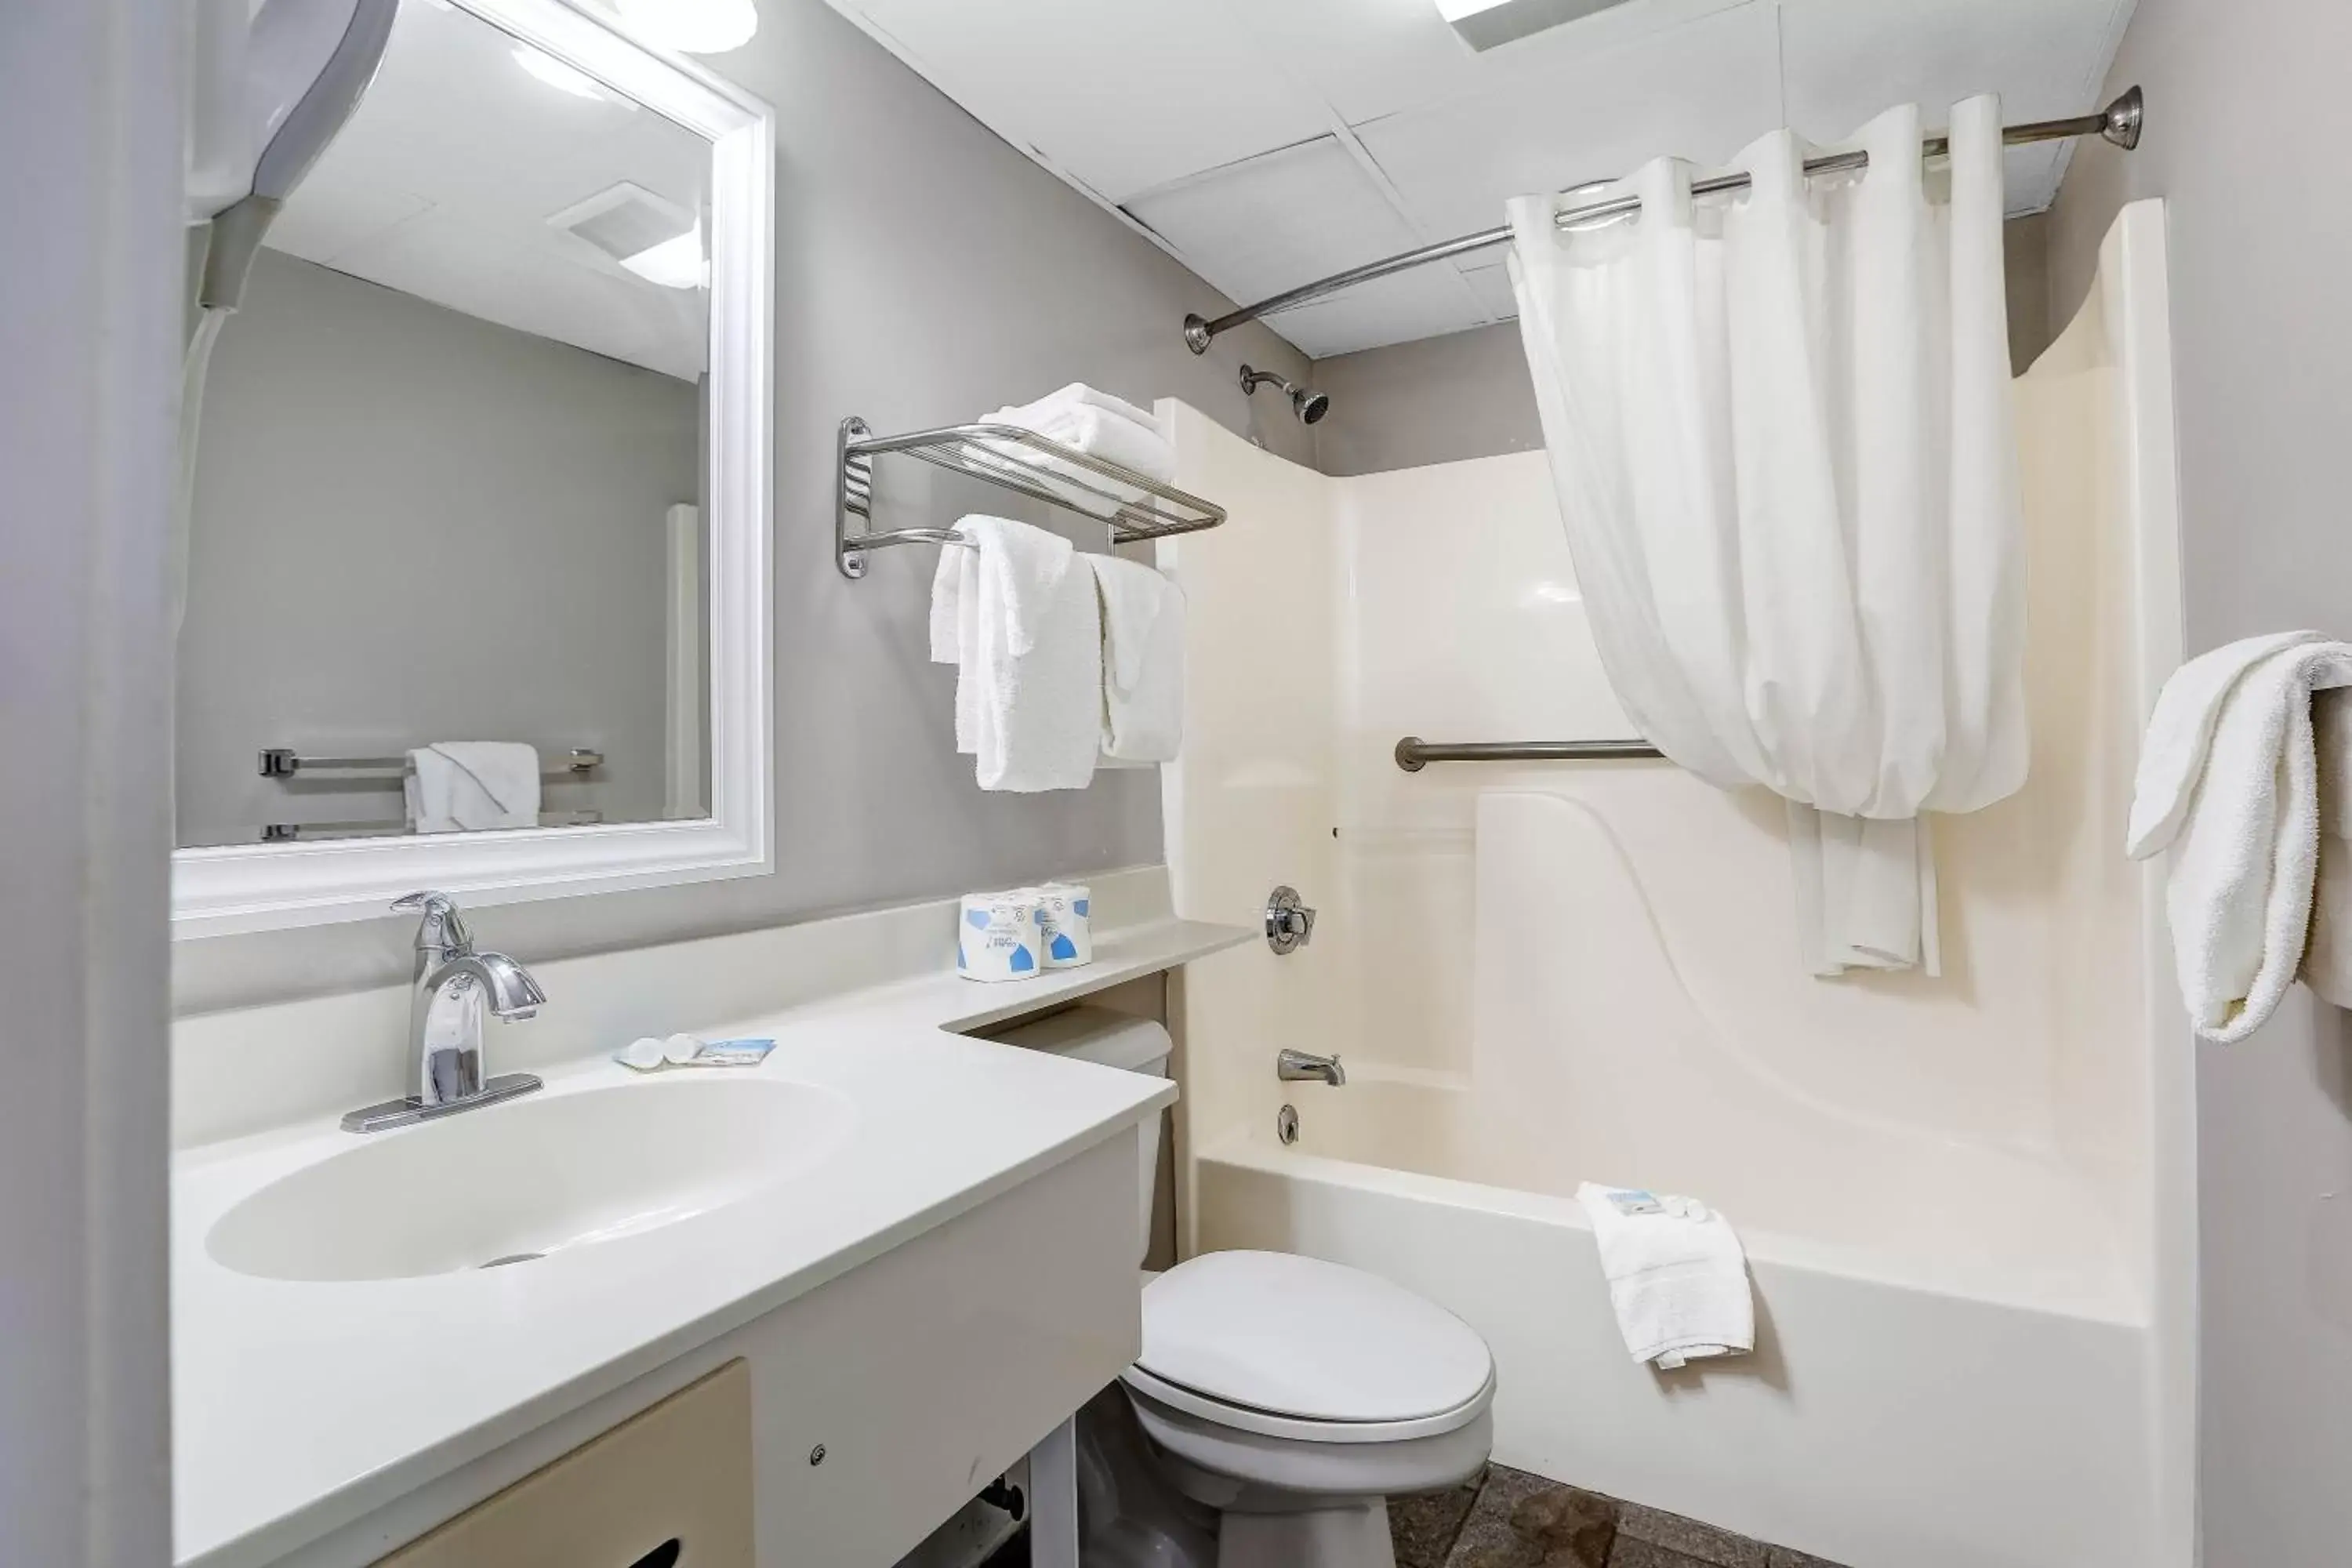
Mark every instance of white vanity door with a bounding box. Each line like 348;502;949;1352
377;1360;751;1568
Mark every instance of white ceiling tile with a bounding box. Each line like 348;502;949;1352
263;183;434;267
848;0;1330;203
1261;266;1490;358
1355;1;1784;241
1777;0;2131;210
1456;260;1521;322
1123;136;1432;309
1234;0;1759;129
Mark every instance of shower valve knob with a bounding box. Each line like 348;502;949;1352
1265;886;1316;955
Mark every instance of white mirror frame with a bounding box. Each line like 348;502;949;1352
172;0;775;939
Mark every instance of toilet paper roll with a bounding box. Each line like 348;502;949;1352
957;891;1043;982
1027;881;1093;968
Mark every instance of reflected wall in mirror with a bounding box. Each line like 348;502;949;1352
180;0;713;849
172;0;772;938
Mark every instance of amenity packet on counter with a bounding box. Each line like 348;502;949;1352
613;1034;779;1072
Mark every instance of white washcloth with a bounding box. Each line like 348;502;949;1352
931;516;1102;792
2126;632;2352;1041
1087;555;1184;764
2307;688;2352;1011
404;742;541;833
1575;1182;1753;1370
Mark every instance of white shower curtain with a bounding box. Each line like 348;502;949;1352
1507;96;2027;976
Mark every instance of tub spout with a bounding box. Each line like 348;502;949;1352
1277;1048;1346;1087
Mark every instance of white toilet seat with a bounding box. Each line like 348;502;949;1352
1130;1250;1494;1430
1120;1360;1495;1446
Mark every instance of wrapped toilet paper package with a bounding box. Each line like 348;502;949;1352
958;890;1043;982
1026;881;1093;968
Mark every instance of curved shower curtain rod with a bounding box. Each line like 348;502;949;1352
1181;86;2145;354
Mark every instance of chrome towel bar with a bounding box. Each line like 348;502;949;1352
258;747;604;779
1394;735;1664;771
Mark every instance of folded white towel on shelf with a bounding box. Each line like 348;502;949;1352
1087;554;1184;764
1574;1182;1753;1370
1000;382;1171;445
405;742;541;833
2127;631;2352;1041
931;516;1102;793
972;384;1175;520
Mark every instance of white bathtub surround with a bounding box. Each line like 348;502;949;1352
1573;1184;1751;1370
1504;96;2027;977
1088;554;1185;763
2126;631;2352;1041
169;870;1247;1566
929;515;1102;791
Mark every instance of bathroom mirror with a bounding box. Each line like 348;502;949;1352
172;0;773;936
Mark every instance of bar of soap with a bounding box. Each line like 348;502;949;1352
663;1032;705;1065
616;1036;666;1072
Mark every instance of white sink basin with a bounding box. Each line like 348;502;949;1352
206;1076;856;1282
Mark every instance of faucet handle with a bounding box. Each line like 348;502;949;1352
392;890;473;959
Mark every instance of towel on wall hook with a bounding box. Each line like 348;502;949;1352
2127;631;2352;1042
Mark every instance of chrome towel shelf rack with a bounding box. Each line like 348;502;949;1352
836;415;1225;580
1395;735;1664;771
258;746;603;780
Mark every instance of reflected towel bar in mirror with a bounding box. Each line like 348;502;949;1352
259;747;604;779
1394;736;1665;771
261;809;606;842
837;414;1225;579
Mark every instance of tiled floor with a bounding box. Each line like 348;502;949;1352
1391;1464;1849;1568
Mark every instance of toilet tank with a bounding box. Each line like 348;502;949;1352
986;1006;1171;1265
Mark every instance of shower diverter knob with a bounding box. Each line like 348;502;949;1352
1265;887;1316;955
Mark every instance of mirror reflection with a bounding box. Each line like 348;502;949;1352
177;0;713;848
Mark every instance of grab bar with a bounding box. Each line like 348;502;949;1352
1394;735;1664;771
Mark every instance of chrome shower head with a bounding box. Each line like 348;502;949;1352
1240;365;1331;426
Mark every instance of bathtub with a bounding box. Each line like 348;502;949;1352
1192;1079;2158;1568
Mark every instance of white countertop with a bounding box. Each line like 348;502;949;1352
172;916;1248;1568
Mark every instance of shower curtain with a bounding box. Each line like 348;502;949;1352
1507;96;2027;976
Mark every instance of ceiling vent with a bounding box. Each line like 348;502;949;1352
546;180;695;263
1436;0;1642;52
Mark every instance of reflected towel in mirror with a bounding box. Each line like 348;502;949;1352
405;742;543;833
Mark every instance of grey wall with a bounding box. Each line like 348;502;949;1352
2046;4;2352;1561
173;0;1316;1011
1308;220;2063;478
180;249;699;846
1312;320;1543;478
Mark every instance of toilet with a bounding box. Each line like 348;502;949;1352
994;1007;1496;1568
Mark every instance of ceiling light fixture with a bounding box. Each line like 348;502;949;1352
1432;0;1637;52
512;44;608;100
616;0;759;54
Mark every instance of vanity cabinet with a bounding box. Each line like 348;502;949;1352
376;1362;752;1568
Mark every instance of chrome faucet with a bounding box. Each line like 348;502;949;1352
1276;1047;1346;1087
341;891;547;1133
